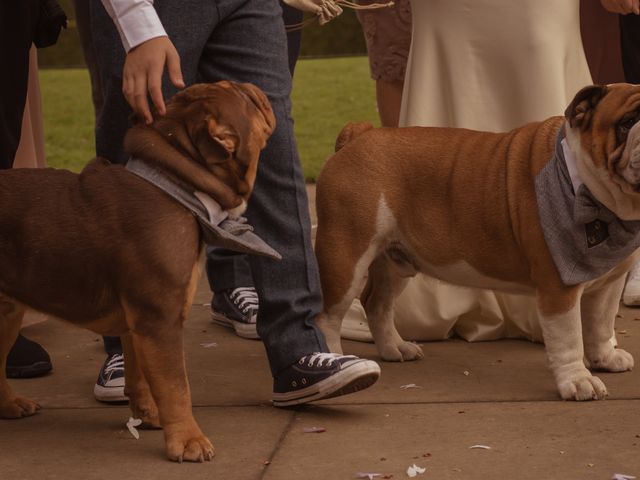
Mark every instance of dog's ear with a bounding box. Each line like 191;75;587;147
564;85;608;130
193;116;239;166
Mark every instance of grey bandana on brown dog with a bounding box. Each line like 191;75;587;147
535;131;640;285
126;157;281;260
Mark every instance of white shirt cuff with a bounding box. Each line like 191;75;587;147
101;0;167;52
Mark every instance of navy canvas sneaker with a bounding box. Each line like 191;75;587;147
6;334;52;378
94;353;127;403
272;353;381;407
211;287;259;339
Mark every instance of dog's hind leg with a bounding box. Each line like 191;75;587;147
121;333;160;429
0;298;40;418
581;274;634;373
363;253;423;362
315;222;381;354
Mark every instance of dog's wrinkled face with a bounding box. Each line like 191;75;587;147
163;81;276;197
564;83;640;219
125;81;276;212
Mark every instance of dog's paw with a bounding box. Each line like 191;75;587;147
379;341;423;362
557;372;608;401
166;433;215;463
586;348;634;372
0;395;41;418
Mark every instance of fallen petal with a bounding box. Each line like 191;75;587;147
355;473;382;479
406;464;426;477
303;426;326;433
126;417;143;440
399;384;421;390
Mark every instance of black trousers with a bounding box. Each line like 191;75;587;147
620;13;640;83
0;1;40;169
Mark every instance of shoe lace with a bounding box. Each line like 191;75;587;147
104;354;125;375
299;352;356;368
230;287;259;314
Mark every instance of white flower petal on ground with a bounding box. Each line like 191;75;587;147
406;464;426;477
126;417;142;440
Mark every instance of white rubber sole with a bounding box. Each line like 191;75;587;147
211;311;260;339
93;384;128;403
272;360;381;407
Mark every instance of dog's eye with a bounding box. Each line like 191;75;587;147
619;117;637;135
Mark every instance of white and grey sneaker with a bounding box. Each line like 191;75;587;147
211;287;260;339
272;353;380;407
623;261;640;306
94;353;127;403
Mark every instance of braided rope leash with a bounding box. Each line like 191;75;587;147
285;0;395;32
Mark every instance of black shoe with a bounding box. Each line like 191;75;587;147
6;334;52;379
272;353;380;407
211;287;259;339
94;353;127;403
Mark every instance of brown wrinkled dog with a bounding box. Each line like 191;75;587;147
0;81;275;462
316;84;640;402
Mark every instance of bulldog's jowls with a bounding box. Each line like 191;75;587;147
315;84;640;402
0;81;275;461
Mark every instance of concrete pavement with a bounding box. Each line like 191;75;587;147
2;185;640;479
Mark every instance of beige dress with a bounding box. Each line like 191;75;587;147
14;47;46;169
343;0;593;343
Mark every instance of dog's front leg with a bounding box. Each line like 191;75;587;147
121;334;160;429
581;275;634;372
537;289;607;401
128;325;213;462
0;299;40;418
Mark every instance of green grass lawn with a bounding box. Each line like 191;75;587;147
40;56;379;181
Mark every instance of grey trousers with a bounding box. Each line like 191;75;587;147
205;0;303;294
89;0;327;374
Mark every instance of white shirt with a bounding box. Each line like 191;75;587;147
100;0;166;52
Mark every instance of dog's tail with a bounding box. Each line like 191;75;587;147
335;121;374;152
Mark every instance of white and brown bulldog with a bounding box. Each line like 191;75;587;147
315;84;640;401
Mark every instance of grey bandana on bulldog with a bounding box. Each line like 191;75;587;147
535;131;640;285
126;157;281;260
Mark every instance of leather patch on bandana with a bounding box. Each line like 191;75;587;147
585;220;609;248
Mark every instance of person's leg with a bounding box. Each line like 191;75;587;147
85;1;132;401
281;0;304;75
206;2;304;339
71;0;104;119
355;0;412;127
0;1;53;379
375;79;404;127
191;0;379;405
195;0;326;372
619;13;640;84
0;1;38;168
89;0;137;166
94;336;127;403
206;248;260;339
